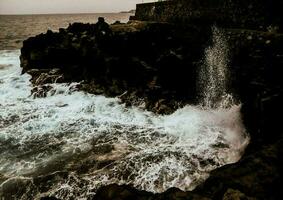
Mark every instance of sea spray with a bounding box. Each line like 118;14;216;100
0;50;249;199
199;26;234;108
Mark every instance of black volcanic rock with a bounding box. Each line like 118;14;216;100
94;184;211;200
132;0;283;32
227;30;283;144
21;21;210;113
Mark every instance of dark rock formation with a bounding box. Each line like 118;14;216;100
94;184;210;200
21;20;211;114
131;0;283;32
228;30;283;146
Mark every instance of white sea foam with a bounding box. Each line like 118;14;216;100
0;50;249;199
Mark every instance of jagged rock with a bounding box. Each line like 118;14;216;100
31;85;54;98
222;189;256;200
21;21;209;112
132;0;283;32
94;184;211;200
0;178;34;199
94;184;153;200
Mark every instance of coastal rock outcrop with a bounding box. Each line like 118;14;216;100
21;21;210;113
131;0;282;32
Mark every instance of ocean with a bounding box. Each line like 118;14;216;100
0;13;132;50
0;14;249;199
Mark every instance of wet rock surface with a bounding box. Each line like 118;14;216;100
19;18;283;200
93;136;283;199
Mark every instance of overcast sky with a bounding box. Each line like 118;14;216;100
0;0;156;15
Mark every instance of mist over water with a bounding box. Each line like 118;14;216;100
199;27;233;108
0;47;249;199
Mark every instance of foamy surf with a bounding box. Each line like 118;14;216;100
0;50;249;199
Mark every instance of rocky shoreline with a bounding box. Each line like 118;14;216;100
20;15;283;200
21;20;212;114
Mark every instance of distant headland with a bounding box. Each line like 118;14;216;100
119;9;135;14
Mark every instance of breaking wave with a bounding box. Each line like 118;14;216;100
0;50;249;199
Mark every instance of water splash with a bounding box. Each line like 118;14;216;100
0;50;249;199
199;27;233;108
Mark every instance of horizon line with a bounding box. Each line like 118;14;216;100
0;11;135;16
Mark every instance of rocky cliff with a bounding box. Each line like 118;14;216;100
131;0;282;32
21;21;212;114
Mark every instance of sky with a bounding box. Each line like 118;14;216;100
0;0;156;15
